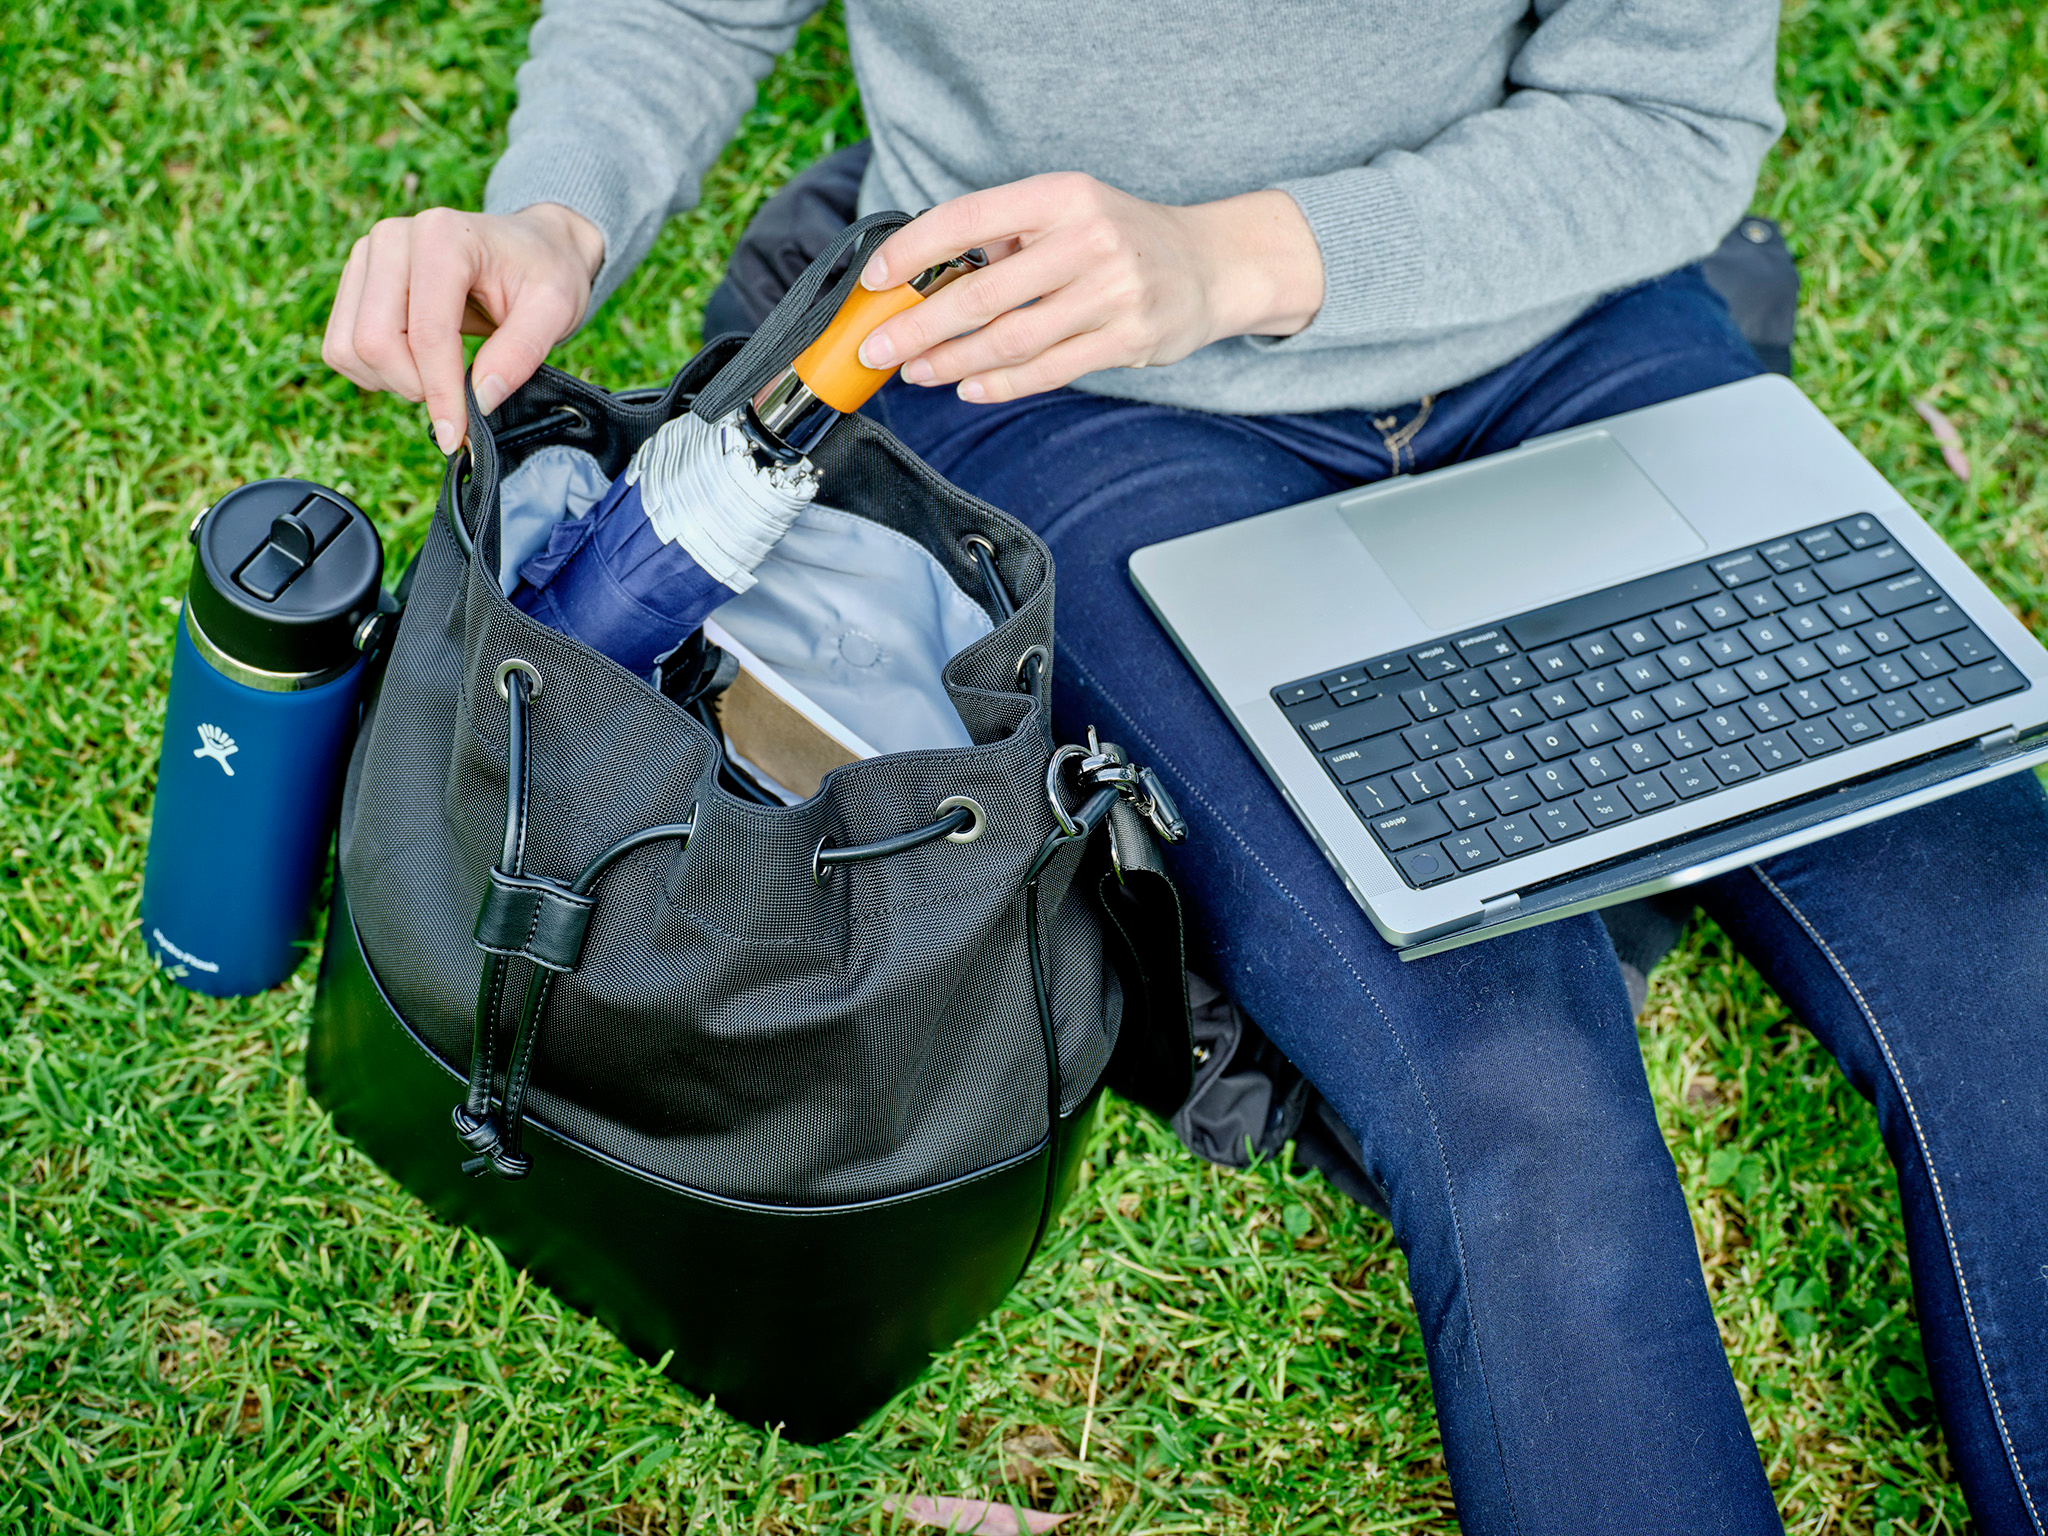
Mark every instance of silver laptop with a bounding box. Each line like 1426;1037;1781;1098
1129;375;2048;959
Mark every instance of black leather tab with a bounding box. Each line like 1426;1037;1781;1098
472;868;596;973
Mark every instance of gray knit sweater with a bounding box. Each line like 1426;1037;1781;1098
484;0;1783;414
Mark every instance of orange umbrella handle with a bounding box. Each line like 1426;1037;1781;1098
790;283;928;414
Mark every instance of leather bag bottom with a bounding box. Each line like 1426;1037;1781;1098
308;881;1099;1441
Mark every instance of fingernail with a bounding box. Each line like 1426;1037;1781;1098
858;333;897;369
475;374;508;416
958;380;986;403
432;418;458;454
901;357;934;385
860;256;887;290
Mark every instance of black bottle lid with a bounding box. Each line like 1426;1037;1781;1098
187;479;383;680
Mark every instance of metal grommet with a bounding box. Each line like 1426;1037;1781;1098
812;835;834;886
496;659;544;702
1741;218;1771;244
935;795;987;844
1014;644;1048;690
960;533;997;562
554;403;589;430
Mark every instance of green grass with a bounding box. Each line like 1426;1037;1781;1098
1;0;2043;1530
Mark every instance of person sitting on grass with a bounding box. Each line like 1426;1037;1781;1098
321;1;2048;1529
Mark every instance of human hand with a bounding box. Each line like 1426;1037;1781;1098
321;203;606;453
852;173;1324;404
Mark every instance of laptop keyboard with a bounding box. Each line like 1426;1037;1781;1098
1272;516;2030;889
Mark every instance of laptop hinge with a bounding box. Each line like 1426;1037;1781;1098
1978;726;2019;756
1480;892;1521;922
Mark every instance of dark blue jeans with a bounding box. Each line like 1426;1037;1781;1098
871;267;2048;1535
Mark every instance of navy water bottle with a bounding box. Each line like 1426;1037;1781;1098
141;480;384;996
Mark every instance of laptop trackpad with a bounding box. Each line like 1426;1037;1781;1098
1338;432;1706;634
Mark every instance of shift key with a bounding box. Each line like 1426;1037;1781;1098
1366;801;1455;851
1290;691;1408;749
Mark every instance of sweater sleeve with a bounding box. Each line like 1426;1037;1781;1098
484;0;827;316
1260;0;1784;351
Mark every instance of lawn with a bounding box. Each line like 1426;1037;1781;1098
1;1;2043;1531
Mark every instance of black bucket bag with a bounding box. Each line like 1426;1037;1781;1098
308;216;1195;1441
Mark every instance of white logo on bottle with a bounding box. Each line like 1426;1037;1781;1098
194;723;239;776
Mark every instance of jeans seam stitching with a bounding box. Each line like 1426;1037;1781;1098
1752;863;2042;1533
1062;645;1525;1535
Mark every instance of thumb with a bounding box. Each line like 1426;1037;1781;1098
468;281;582;422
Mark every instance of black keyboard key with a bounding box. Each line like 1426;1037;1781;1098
1530;645;1583;680
1799;528;1850;561
1442;671;1498;707
1779;643;1830;680
1781;682;1834;718
1657;720;1713;758
1395;763;1452;803
1535;802;1591;842
1576;666;1630;706
1505;564;1720;650
1526;725;1580;761
1695;670;1750;707
1489;815;1544;858
1620;656;1674;693
1863;657;1916;694
1482;736;1541;774
1906;642;1956;679
1454;630;1519;667
1347;776;1405;817
1328;683;1386;708
1367;802;1454;851
1820;592;1874;627
1397;844;1454;884
1318;666;1372;692
1620;774;1676;811
1788;719;1845;757
1818;632;1871;668
1276;682;1323;707
1324;735;1414;784
1403;721;1460;758
1748;731;1800;771
1654;608;1706;643
1446;709;1502;746
1858;619;1910;654
1913;678;1965;716
1660;642;1711;678
1650;681;1708;719
1409;643;1463;677
1693;593;1746;629
1293;693;1407;748
1740;617;1795;652
1569;708;1621;747
1742;694;1794;730
1782;603;1834;641
1733;655;1790;693
1576;786;1633;827
1706;745;1763;784
1663;761;1718;798
1699;631;1754;667
1572;631;1628;668
1530;762;1588;801
1486;656;1542;694
1490;696;1544;733
1699;708;1753;745
1954;658;2025;703
1400;683;1455;721
1573;748;1628;785
1610;697;1666;734
1944;629;1996;667
1617;735;1671;773
1443;788;1496;827
1862;570;1937;617
1710;549;1770;588
1439;751;1494;788
1365;656;1410;679
1485;774;1540;814
1442;831;1500;871
1833;705;1885;743
1758;537;1810;573
1823;669;1875;704
1613;619;1665;654
1837;514;1885;549
1871;692;1925;730
1775;570;1827;605
1816;543;1911;591
1735;580;1788;617
1537;680;1589;718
